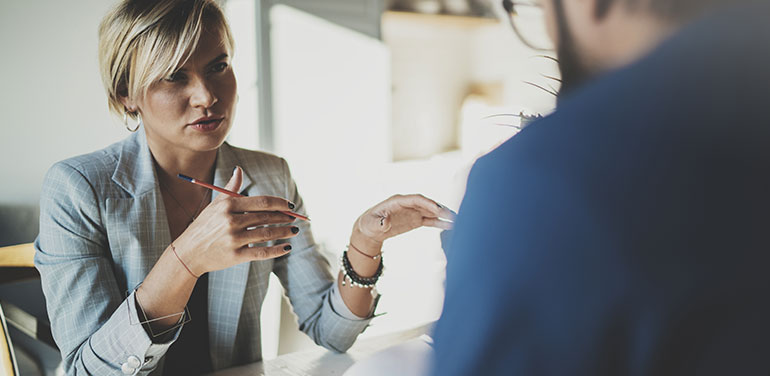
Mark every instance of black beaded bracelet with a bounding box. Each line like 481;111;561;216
340;250;383;288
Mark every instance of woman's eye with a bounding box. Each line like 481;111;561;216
165;72;186;82
211;62;228;73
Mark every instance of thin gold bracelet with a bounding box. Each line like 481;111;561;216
348;243;381;260
170;243;199;279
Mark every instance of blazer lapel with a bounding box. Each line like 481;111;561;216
106;131;171;290
208;144;254;369
212;143;255;196
111;138;255;369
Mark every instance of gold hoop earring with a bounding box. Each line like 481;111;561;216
124;111;142;132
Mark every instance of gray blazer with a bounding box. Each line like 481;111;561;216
34;131;371;375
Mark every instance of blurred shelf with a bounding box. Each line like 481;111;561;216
383;10;499;28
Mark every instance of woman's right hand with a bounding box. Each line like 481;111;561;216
173;166;299;276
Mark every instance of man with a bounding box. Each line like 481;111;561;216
432;0;770;374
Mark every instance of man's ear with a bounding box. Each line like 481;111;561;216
569;0;619;23
563;0;600;33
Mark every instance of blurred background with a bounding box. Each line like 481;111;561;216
0;0;557;373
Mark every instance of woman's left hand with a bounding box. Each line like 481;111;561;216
354;194;456;246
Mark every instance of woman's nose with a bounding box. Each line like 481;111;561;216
189;76;218;109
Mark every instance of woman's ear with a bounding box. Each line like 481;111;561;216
117;85;138;113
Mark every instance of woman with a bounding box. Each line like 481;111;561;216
34;1;454;375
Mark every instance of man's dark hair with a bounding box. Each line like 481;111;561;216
594;0;736;21
554;0;738;97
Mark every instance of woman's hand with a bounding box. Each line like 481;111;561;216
173;166;299;276
339;194;456;315
353;194;456;250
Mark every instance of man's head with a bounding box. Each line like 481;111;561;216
540;0;733;95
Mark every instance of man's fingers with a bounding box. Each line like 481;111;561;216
238;243;292;261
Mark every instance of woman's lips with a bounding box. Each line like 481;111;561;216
189;118;223;132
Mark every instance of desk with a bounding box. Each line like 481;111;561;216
209;324;432;376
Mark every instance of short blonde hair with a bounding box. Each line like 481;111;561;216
98;0;235;118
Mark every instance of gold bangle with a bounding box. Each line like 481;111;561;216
129;286;190;338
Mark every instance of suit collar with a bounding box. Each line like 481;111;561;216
111;134;255;367
110;133;255;367
111;132;254;197
111;131;158;197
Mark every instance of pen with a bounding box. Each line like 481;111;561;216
177;174;310;221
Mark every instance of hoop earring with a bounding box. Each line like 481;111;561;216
124;111;142;132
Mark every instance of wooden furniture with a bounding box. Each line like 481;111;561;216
0;243;37;284
0;242;58;374
0;303;20;376
0;243;34;268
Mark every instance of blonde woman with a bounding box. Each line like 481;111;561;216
33;1;454;374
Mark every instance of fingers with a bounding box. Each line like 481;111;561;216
379;215;393;233
423;217;453;231
435;202;458;222
392;194;456;221
237;243;292;261
217;166;243;201
235;211;295;228
227;195;296;213
234;224;300;247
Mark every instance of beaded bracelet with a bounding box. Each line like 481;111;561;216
339;250;383;288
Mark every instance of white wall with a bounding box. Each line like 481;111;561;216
0;0;125;206
271;4;392;256
266;7;560;356
225;0;261;151
383;13;475;161
0;0;262;207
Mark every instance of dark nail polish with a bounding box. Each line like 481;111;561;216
284;245;292;251
288;202;296;210
291;226;300;234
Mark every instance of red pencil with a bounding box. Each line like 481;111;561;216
177;174;310;221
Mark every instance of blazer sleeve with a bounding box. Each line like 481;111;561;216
34;161;178;375
271;158;374;353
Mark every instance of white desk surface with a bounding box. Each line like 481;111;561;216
209;323;432;376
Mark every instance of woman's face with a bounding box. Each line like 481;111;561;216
126;27;237;156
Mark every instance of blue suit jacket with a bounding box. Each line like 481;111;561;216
432;1;770;375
